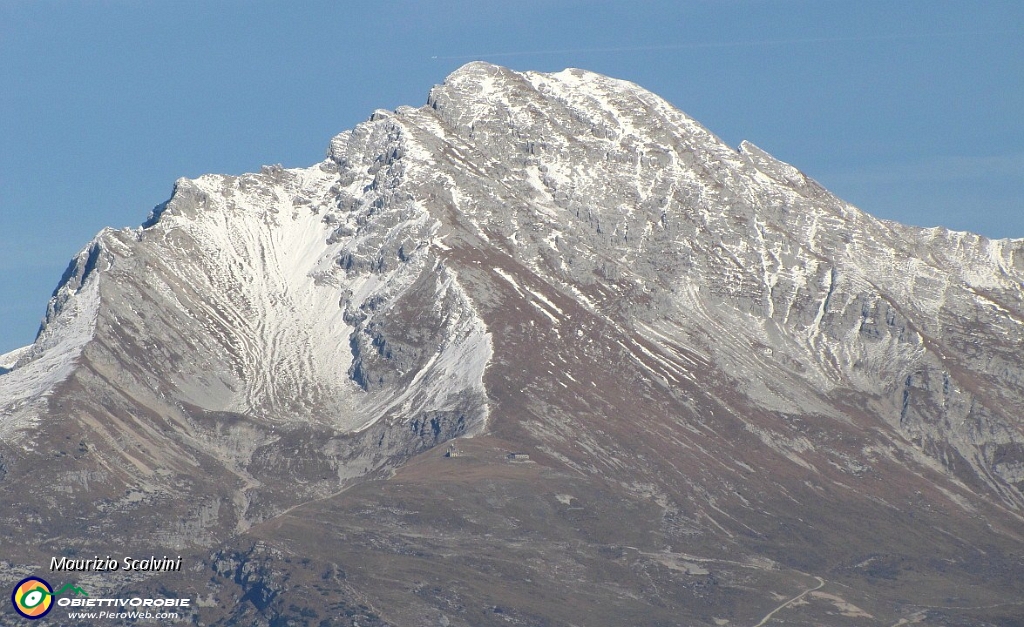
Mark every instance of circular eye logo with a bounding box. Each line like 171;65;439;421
11;577;53;619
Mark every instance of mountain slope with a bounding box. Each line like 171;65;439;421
2;62;1023;626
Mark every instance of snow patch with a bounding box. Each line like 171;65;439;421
0;276;101;440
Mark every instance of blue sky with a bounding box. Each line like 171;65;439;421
1;1;1022;354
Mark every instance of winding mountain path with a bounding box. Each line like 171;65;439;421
752;576;826;627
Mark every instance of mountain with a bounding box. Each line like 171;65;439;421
2;62;1024;626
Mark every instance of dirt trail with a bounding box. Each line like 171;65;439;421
751;575;825;627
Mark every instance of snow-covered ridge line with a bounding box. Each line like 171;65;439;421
0;346;31;372
0;269;100;439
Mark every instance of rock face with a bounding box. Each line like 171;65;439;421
2;62;1023;626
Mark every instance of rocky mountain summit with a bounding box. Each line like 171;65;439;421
2;62;1023;626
